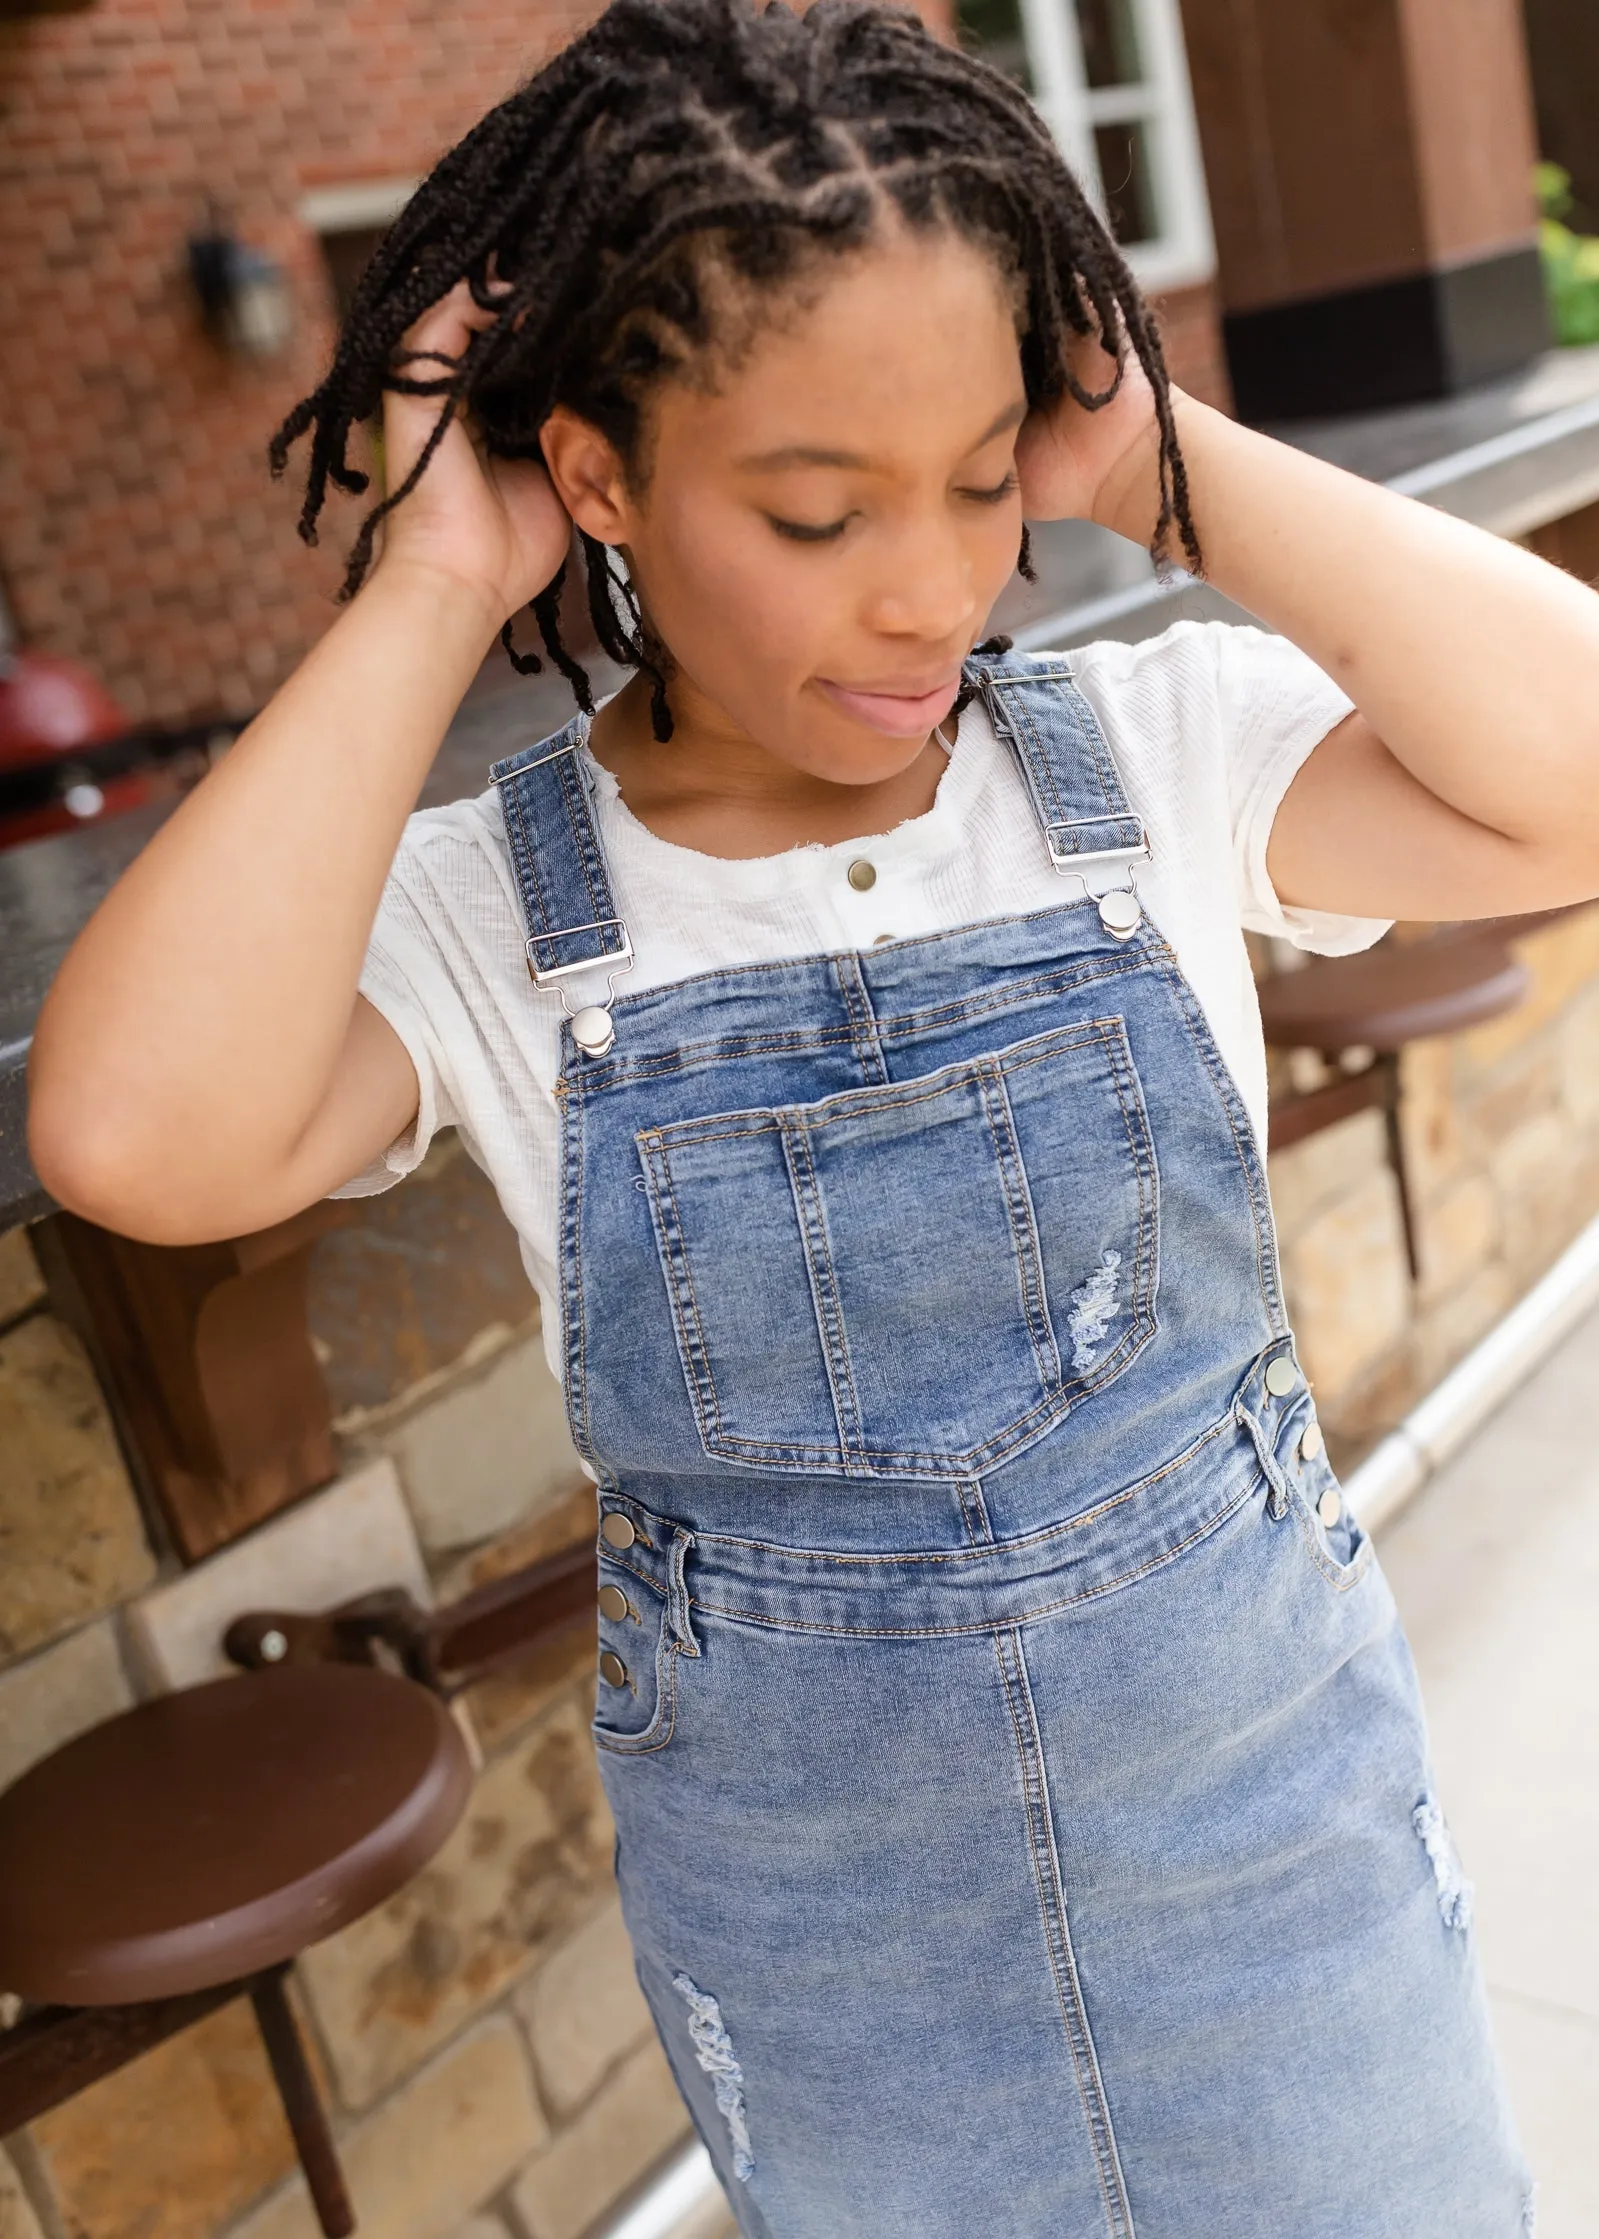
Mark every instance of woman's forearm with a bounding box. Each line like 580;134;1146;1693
1104;399;1599;875
28;559;499;1230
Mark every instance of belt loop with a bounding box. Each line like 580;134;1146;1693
667;1528;700;1656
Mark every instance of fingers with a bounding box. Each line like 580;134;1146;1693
394;272;514;377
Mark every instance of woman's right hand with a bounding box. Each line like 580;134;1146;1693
375;277;576;623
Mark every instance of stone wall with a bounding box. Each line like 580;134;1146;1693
1270;905;1599;1471
0;1148;722;2239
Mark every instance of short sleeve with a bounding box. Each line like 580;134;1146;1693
325;815;487;1200
1216;624;1391;957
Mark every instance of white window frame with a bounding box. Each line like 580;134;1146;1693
1014;0;1215;294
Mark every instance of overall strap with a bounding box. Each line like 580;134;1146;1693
969;650;1149;876
490;716;632;987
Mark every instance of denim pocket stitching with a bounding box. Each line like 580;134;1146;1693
594;1580;682;1756
636;1014;1161;1478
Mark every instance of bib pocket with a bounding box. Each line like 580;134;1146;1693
636;1015;1159;1480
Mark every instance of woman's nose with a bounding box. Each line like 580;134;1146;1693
861;521;980;643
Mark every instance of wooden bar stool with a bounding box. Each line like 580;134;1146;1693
1259;931;1530;1277
0;1665;472;2237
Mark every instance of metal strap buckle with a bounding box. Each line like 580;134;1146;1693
1044;828;1151;876
525;920;633;987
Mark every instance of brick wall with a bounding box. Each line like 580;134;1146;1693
0;0;600;728
1;0;1226;728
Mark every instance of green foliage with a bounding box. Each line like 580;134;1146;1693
1537;163;1599;348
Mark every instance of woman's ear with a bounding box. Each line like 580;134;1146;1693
539;407;635;544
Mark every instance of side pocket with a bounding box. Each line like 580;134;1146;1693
1238;1389;1373;1593
594;1528;698;1756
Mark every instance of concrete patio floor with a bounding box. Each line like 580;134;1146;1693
1381;1303;1599;2237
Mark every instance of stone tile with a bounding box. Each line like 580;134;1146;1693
1458;907;1599;1072
1396;1039;1466;1201
1282;1167;1410;1403
1558;986;1599;1125
29;1996;297;2239
309;1134;539;1422
1414;1261;1516;1389
0;1314;155;1666
231;2018;545;2239
298;1693;614;2110
384;1336;587;1555
0;1228;44;1328
0;1616;133;1797
439;1488;597;1755
1413;1173;1499;1305
1266;1109;1386;1247
124;1456;429;1692
1487;1990;1599;2239
0;2151;44;2239
510;2037;692;2239
514;1895;654;2119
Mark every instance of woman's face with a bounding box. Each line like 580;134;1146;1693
542;227;1029;785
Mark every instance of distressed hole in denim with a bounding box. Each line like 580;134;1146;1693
1068;1248;1123;1372
1413;1794;1475;1931
672;1970;755;2182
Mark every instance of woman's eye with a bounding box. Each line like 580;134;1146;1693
767;515;852;543
961;472;1020;505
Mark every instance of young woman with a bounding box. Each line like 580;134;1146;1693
30;1;1599;2228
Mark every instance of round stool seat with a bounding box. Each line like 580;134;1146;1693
0;1665;472;2006
1257;935;1528;1055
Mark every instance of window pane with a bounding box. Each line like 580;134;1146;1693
955;0;1034;92
1076;0;1143;89
1094;120;1159;244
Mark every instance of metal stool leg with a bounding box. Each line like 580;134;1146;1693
249;1966;355;2238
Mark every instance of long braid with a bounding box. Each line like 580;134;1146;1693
271;0;1201;720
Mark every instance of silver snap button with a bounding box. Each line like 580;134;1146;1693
1098;889;1142;939
847;859;877;892
570;1005;615;1057
599;1650;628;1687
1264;1357;1298;1398
597;1584;629;1622
600;1512;637;1550
1317;1488;1342;1530
1300;1420;1325;1461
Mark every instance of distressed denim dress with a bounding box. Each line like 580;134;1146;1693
491;649;1530;2238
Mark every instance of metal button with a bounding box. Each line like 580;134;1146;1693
599;1650;628;1687
600;1512;637;1550
846;859;877;892
1097;889;1142;939
597;1584;629;1622
872;931;895;945
1317;1488;1342;1530
1264;1357;1298;1397
1300;1420;1325;1461
570;1005;615;1058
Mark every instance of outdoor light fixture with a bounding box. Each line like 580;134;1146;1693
188;212;294;361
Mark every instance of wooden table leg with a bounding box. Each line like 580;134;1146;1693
249;1966;355;2239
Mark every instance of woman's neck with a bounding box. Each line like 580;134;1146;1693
585;669;952;860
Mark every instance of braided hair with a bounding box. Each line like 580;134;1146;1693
270;0;1198;738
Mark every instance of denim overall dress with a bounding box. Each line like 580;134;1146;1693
491;649;1529;2238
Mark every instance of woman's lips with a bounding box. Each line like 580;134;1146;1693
814;673;962;737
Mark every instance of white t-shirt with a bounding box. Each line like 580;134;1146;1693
338;620;1386;1384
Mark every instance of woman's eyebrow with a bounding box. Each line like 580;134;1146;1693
737;399;1029;475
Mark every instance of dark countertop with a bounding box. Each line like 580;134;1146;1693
8;343;1599;1233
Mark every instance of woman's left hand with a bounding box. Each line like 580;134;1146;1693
1014;327;1170;537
